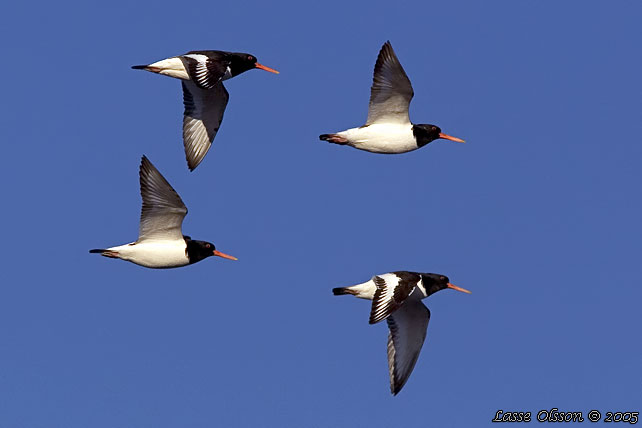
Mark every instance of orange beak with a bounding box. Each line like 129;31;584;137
255;63;279;74
213;249;238;261
439;133;465;143
447;283;471;294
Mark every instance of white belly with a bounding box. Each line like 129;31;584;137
109;240;189;269
338;123;418;154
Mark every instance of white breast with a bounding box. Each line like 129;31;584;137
221;66;233;81
108;240;189;269
415;277;428;298
338;123;417;154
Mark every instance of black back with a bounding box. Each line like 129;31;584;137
412;124;442;148
185;237;216;264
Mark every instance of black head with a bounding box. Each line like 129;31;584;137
228;52;279;77
420;273;471;296
412;124;465;148
185;238;237;264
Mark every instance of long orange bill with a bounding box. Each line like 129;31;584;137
439;133;465;143
255;63;279;74
447;283;472;294
213;250;238;261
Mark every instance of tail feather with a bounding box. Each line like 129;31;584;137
333;287;357;296
319;134;349;145
89;249;119;258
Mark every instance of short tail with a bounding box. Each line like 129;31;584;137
333;287;357;296
131;64;148;70
89;249;119;258
319;134;348;145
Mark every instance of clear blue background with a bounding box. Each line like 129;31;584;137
1;1;640;426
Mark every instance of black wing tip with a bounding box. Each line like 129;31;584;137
332;287;348;295
380;41;394;54
140;155;153;175
390;372;409;395
184;143;208;171
186;157;199;171
131;64;147;70
187;157;198;171
375;41;400;72
89;249;105;254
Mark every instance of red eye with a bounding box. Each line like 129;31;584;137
248;55;253;60
206;244;211;248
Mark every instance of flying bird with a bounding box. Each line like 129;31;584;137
320;41;464;153
333;271;470;395
89;156;237;268
132;50;279;170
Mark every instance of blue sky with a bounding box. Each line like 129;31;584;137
1;0;641;427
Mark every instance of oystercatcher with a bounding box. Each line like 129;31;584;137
320;41;464;153
333;271;470;395
133;51;278;170
89;156;237;268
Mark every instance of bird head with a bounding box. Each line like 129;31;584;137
186;239;237;264
229;53;279;77
412;124;465;147
420;273;471;296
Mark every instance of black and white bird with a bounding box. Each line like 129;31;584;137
320;41;464;153
333;271;471;395
89;156;237;268
132;51;279;170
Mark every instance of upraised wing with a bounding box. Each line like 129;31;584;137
138;156;188;242
365;41;414;125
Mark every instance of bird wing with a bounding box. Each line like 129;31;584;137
369;272;420;324
181;53;228;89
386;298;430;395
366;41;414;126
182;81;229;171
137;156;188;242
